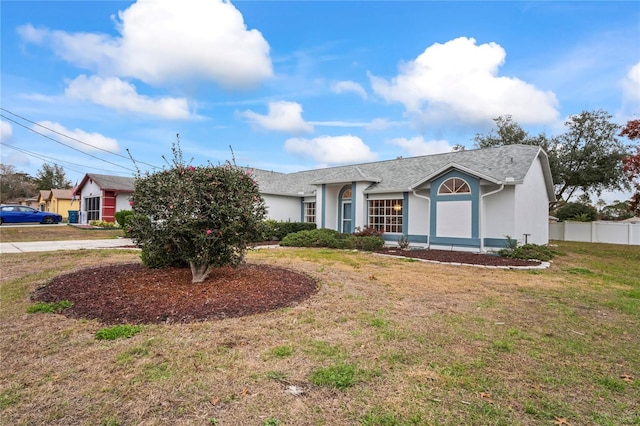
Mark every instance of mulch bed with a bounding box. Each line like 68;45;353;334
32;248;541;325
32;263;318;325
375;248;542;267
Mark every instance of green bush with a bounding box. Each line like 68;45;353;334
280;228;383;251
499;243;555;261
555;202;598;222
128;142;266;283
115;210;135;233
352;235;385;251
256;220;317;241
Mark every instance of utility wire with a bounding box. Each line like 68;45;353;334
1;113;138;172
0;107;161;170
1;142;134;176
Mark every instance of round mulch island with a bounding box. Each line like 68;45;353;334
32;263;318;325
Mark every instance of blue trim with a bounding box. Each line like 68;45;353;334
430;171;480;240
430;236;481;248
402;192;409;235
300;198;304;222
321;184;326;228
407;234;428;243
483;237;510;248
351;182;357;230
382;234;429;244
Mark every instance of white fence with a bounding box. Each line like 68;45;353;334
549;221;640;245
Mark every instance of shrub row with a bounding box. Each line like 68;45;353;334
280;228;384;251
256;220;317;241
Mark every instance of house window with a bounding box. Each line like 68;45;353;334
304;202;316;223
368;199;403;233
438;178;470;195
85;196;100;221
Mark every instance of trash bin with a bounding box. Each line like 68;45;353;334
68;210;79;224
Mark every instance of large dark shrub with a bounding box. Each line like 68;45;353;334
128;144;266;283
555;202;598;222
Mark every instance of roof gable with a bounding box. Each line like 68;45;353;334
77;173;136;193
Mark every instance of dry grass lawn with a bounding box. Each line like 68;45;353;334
1;240;639;425
0;224;124;243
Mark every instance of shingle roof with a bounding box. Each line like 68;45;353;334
76;145;554;201
86;174;136;192
250;145;554;199
50;189;73;200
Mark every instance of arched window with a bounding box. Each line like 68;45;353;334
342;188;352;199
438;178;470;195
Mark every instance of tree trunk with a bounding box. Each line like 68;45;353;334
189;262;212;283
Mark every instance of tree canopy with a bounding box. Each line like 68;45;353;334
0;164;36;203
621;119;640;216
474;110;630;205
34;163;72;190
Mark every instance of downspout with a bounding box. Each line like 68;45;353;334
479;184;505;252
411;189;431;248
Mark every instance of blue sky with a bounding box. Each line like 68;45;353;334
1;1;639;203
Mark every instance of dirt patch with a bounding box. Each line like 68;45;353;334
33;263;318;325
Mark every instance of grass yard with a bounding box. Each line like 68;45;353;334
0;240;638;425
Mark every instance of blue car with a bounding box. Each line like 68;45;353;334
0;205;63;225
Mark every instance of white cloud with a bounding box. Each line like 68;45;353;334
388;136;453;156
16;24;48;44
622;62;640;104
36;121;120;152
240;101;313;133
331;80;368;99
284;135;377;164
0;120;12;141
370;37;559;126
65;75;191;119
18;0;273;89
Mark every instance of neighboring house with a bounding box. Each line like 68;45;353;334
35;189;76;220
77;145;554;251
75;174;135;224
621;216;640;224
37;190;51;212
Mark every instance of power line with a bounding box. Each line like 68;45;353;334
0;113;138;172
0;107;161;170
1;142;133;176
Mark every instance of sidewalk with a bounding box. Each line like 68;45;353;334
0;238;136;254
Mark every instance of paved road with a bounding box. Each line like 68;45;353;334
0;238;135;254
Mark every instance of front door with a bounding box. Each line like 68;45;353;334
342;202;352;234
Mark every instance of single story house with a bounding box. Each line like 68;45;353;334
36;189;76;220
74;174;135;224
75;144;554;251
